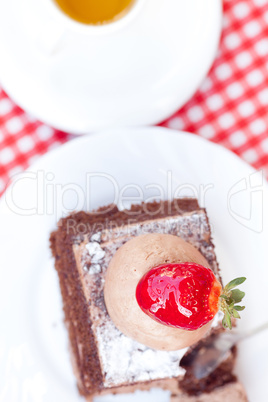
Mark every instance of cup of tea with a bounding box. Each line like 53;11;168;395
45;0;145;34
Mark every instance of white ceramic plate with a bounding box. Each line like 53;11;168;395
0;127;267;402
0;0;222;133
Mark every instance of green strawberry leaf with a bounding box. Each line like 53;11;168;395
234;305;245;311
225;277;246;291
230;289;245;303
219;277;246;330
231;309;241;319
228;301;235;309
222;312;232;329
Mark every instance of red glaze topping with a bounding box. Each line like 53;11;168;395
136;263;222;331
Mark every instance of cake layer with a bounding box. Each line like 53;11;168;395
50;200;222;397
171;381;248;402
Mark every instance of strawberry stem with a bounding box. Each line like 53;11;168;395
219;277;246;330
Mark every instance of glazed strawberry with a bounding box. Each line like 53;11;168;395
136;263;246;331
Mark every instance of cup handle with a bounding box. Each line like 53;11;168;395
36;20;66;57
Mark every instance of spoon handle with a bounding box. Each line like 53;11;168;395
241;321;268;340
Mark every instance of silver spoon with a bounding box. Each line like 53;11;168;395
192;321;268;380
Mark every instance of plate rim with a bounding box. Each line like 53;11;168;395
0;126;267;402
2;126;257;182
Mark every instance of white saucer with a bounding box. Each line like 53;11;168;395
0;0;222;133
0;127;267;402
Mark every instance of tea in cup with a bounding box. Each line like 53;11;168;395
53;0;138;26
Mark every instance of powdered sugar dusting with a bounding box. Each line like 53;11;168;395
84;241;105;274
90;232;102;243
96;320;186;387
86;241;105;262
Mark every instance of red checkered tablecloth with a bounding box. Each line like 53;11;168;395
0;0;268;197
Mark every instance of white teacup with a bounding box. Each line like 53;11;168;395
44;0;145;35
38;0;145;55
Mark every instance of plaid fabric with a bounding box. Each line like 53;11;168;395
0;0;268;196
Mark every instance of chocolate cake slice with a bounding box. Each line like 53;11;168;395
50;199;247;401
